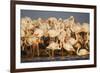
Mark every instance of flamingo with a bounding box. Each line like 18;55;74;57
46;41;61;59
30;28;44;57
74;23;90;56
20;17;34;53
76;48;89;56
62;36;76;56
27;36;40;57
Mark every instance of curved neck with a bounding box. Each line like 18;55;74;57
76;47;80;55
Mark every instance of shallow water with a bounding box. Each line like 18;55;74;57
21;55;89;63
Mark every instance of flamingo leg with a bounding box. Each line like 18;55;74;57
22;43;25;51
61;48;64;59
49;50;51;58
32;45;34;57
60;42;64;59
52;50;54;59
37;44;40;57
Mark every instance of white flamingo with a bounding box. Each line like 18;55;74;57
46;41;61;59
23;28;44;57
48;29;60;38
76;48;89;56
63;36;76;56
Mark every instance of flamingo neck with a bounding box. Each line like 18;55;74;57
76;47;80;55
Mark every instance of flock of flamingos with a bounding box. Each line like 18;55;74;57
21;16;90;60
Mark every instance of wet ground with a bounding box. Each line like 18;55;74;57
21;55;89;63
21;49;89;63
